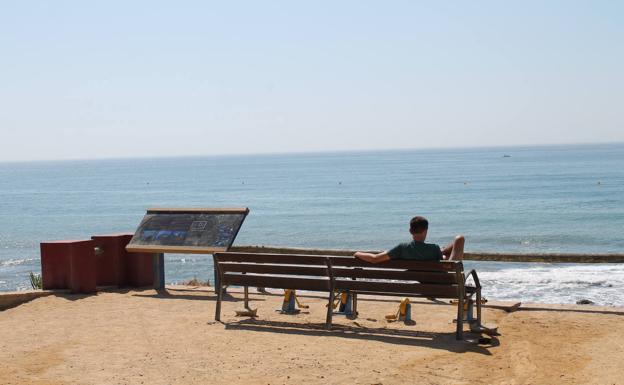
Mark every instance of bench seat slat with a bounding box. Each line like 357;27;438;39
222;273;329;292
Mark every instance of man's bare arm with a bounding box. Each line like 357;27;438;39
353;251;391;264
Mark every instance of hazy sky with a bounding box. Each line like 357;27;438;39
1;1;622;161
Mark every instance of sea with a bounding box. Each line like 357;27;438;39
1;143;623;306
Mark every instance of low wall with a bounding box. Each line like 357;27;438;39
0;290;57;311
231;245;624;263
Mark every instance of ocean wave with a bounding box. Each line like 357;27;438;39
0;258;37;267
478;264;624;306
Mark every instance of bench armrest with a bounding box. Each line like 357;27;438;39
464;269;481;289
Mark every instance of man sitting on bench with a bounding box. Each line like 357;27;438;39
354;216;465;263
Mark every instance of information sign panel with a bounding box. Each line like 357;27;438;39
126;208;249;254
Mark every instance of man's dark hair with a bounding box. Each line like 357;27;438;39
409;216;429;234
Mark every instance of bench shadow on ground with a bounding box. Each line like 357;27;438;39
224;318;497;355
131;288;265;303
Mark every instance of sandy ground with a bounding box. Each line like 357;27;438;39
1;286;623;385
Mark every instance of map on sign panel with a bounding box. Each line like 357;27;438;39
127;208;249;253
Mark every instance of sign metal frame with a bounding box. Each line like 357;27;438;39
125;207;249;289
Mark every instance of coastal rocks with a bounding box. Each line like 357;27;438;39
576;299;594;305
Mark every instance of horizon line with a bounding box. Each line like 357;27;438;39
1;140;622;164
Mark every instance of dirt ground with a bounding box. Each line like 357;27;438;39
1;286;623;385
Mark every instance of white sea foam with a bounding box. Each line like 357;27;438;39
0;258;36;267
477;264;624;306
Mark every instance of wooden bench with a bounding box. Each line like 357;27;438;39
213;252;482;339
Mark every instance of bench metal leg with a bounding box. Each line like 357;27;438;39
215;283;223;321
325;290;334;329
242;272;249;310
214;255;224;322
213;256;226;294
456;297;464;340
476;289;482;326
350;272;358;319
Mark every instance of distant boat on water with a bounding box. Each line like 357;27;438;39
503;154;512;158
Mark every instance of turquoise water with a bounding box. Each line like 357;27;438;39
1;144;623;304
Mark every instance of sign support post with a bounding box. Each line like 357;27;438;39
153;253;165;290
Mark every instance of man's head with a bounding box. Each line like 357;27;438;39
409;216;429;241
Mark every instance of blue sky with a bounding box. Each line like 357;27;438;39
1;1;622;161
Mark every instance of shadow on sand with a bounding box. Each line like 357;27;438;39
132;288;265;303
224;318;497;355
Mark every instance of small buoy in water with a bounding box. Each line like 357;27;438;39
338;181;342;185
597;181;601;185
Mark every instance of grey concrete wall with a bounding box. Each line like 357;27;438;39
231;245;624;263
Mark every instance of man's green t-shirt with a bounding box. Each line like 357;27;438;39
387;240;443;261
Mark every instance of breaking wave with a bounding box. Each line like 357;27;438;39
0;258;36;267
475;263;624;306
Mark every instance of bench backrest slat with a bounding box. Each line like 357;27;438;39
334;279;459;298
219;262;458;284
331;268;458;284
217;252;460;272
221;273;329;292
218;262;328;277
217;252;328;265
331;258;460;272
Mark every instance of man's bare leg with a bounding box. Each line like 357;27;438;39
442;235;465;261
